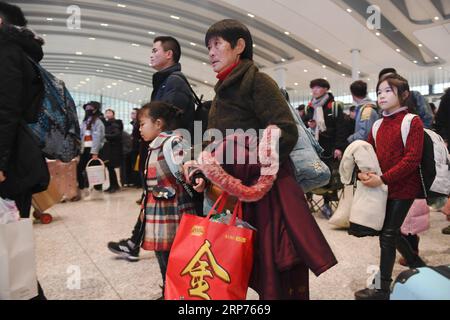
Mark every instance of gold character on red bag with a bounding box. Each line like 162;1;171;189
181;240;230;300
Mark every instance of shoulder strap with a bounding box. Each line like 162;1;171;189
171;72;203;107
400;113;417;146
371;118;383;146
162;136;195;197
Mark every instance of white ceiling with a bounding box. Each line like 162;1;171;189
10;0;450;105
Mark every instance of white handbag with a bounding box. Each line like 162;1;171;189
0;219;38;300
85;158;109;190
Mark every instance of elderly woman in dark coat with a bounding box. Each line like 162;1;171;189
190;19;337;300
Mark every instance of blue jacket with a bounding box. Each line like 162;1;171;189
347;100;379;143
411;91;433;129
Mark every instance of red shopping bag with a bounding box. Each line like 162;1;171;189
165;193;255;300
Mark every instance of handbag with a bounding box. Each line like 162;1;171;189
287;101;331;192
165;193;255;300
0;219;38;300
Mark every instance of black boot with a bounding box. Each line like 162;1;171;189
396;235;426;268
156;284;165;300
354;279;391;300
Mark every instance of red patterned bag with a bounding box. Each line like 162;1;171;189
165;193;255;300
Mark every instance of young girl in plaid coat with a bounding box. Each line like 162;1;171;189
138;101;199;298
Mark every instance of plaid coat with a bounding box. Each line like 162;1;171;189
141;132;196;251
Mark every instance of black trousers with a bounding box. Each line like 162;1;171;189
379;199;421;284
76;148;102;190
106;165;120;190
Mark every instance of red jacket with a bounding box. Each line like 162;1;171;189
368;108;424;199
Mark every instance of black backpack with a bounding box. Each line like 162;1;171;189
172;72;211;135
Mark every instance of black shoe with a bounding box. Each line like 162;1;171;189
442;225;450;235
107;239;140;262
105;187;120;193
354;288;390;300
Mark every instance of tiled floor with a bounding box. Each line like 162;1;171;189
33;188;450;300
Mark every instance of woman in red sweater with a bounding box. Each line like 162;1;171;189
354;73;426;300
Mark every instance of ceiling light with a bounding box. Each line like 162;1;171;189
104;64;110;67
324;77;328;80
190;42;196;46
367;78;370;81
204;81;208;84
112;83;117;86
434;56;439;60
375;32;380;36
80;81;86;84
65;67;69;69
107;85;112;88
170;15;180;20
136;88;140;91
96;69;103;72
46;18;53;21
346;8;352;13
88;37;96;40
129;90;133;93
148;31;155;35
337;61;342;65
202;62;207;65
86;78;90;81
43;34;47;37
114;56;122;60
247;13;255;18
322;65;326;68
303;69;308;73
284;31;290;35
418;43;423;47
413;60;418;64
68;61;75;64
294;82;298;86
253;44;256;48
438;67;443;70
281;58;286;62
342;74;346;77
315;49;320;53
100;23;109;27
131;43;140;47
118;80;123;82
75;52;83;55
434;16;439;21
136;70;142;73
127;75;133;78
396;48;401;52
117;4;126;8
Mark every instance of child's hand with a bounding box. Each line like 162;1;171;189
361;173;383;188
358;172;372;181
193;178;206;193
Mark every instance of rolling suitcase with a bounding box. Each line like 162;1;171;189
391;265;450;300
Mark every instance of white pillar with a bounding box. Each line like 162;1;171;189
351;49;361;81
274;66;287;89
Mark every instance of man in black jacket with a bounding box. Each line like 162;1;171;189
100;109;124;193
0;1;48;300
108;36;197;267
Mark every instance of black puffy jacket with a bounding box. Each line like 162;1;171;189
0;24;49;197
